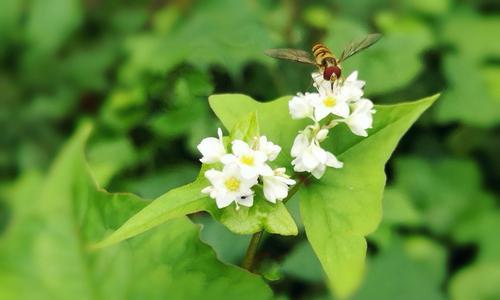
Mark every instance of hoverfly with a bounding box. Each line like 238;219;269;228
265;33;381;86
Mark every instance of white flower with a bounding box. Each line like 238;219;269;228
343;99;375;137
202;164;257;208
197;128;226;164
221;140;272;179
263;168;296;203
258;136;281;161
310;84;350;121
340;71;365;102
289;93;315;120
291;129;343;179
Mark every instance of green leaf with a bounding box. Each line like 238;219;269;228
206;194;298;236
449;263;500;300
352;238;446;300
91;176;212;249
25;0;82;56
0;124;274;299
230;112;260;142
436;55;500;127
391;156;495;235
442;13;500;61
381;187;421;226
453;212;500;263
300;95;438;299
194;215;251;264
209;94;309;167
209;92;438;297
87;136;137;187
120;0;279;83
96;104;297;248
369;187;421;248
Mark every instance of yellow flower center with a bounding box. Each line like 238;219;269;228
240;155;254;166
323;96;336;107
224;177;240;192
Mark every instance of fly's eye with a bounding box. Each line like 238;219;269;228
323;66;341;80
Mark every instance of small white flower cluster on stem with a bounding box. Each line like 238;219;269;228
289;71;376;178
197;129;295;209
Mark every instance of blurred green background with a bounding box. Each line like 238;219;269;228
1;0;499;299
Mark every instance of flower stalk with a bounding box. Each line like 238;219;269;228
241;174;309;272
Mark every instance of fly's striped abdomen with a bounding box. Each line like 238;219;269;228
312;43;336;66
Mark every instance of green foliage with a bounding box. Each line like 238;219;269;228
0;125;273;300
120;0;279;83
351;238;446;300
391;156;495;235
300;95;437;298
324;15;433;95
281;241;324;283
1;0;499;299
209;94;309;168
450;263;500;300
207;193;298;236
91;176;211;249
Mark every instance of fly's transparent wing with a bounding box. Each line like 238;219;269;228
338;33;382;63
265;48;316;65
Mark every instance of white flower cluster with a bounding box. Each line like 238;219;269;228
197;129;295;209
289;71;376;179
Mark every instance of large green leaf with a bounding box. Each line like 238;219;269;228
209;94;309;167
208;93;437;297
300;95;438;299
91;176;212;249
0;124;273;299
94;107;298;248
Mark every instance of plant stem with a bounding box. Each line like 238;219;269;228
242;231;263;271
241;174;309;271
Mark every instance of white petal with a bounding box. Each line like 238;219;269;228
217;127;224;141
204;169;224;185
220;154;237;165
240;165;258;179
198;137;225;163
215;193;234;208
259;136;281;161
346;70;358;81
253;150;268;164
313;105;331;122
311;164;326;179
201;186;213;194
292;157;307;172
259;164;274;177
263;176;289;203
232;140;251;156
311;144;327;164
237;194;254;207
289;94;315;119
326;152;344;168
331;100;350;118
291;132;309;157
301;147;320;170
345;99;374;136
